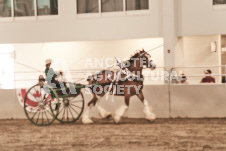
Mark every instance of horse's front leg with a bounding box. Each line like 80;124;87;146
82;94;97;124
137;91;156;122
112;94;130;124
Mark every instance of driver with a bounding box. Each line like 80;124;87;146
45;59;64;88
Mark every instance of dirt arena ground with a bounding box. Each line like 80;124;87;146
0;118;226;151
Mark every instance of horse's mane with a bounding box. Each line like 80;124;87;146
128;50;146;64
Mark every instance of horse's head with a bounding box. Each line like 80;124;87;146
139;49;156;70
128;49;156;71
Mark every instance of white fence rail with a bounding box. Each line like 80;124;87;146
1;65;226;119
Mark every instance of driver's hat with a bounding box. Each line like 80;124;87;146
45;59;52;65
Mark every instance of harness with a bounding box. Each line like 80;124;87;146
106;58;138;100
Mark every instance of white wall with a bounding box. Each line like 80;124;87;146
0;0;161;43
171;85;226;118
14;38;164;88
179;0;226;36
2;85;226;119
1;85;170;119
1;0;226;43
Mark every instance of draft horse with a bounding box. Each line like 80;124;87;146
82;49;157;124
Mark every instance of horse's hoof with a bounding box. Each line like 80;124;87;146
82;117;94;124
105;114;111;119
99;112;111;119
104;112;112;119
146;113;156;122
148;120;155;123
112;114;121;124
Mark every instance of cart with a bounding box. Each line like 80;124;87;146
23;82;86;126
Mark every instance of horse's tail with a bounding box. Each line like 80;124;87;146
87;75;96;85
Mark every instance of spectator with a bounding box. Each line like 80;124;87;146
200;69;215;83
179;73;189;84
171;69;180;84
222;76;226;83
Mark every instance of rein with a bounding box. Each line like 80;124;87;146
146;45;164;53
75;46;163;83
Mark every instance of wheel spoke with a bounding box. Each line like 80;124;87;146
69;105;79;115
26;106;39;114
67;107;69;122
44;110;50;124
36;111;40;124
58;105;64;116
61;107;66;121
40;86;42;101
70;100;83;103
30;110;38;120
24;84;59;126
27;106;40;118
70;104;82;109
46;109;54;118
42;110;44;125
29;92;40;103
68;106;75;119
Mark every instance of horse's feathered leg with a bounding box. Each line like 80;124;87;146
112;94;130;124
82;94;97;124
96;98;111;119
137;91;155;122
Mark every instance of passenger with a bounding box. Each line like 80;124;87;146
200;69;215;83
38;75;45;83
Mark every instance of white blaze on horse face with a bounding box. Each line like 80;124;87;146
149;58;156;70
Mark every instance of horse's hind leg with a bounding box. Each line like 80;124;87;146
82;94;97;124
112;94;130;124
95;96;111;119
137;91;155;122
